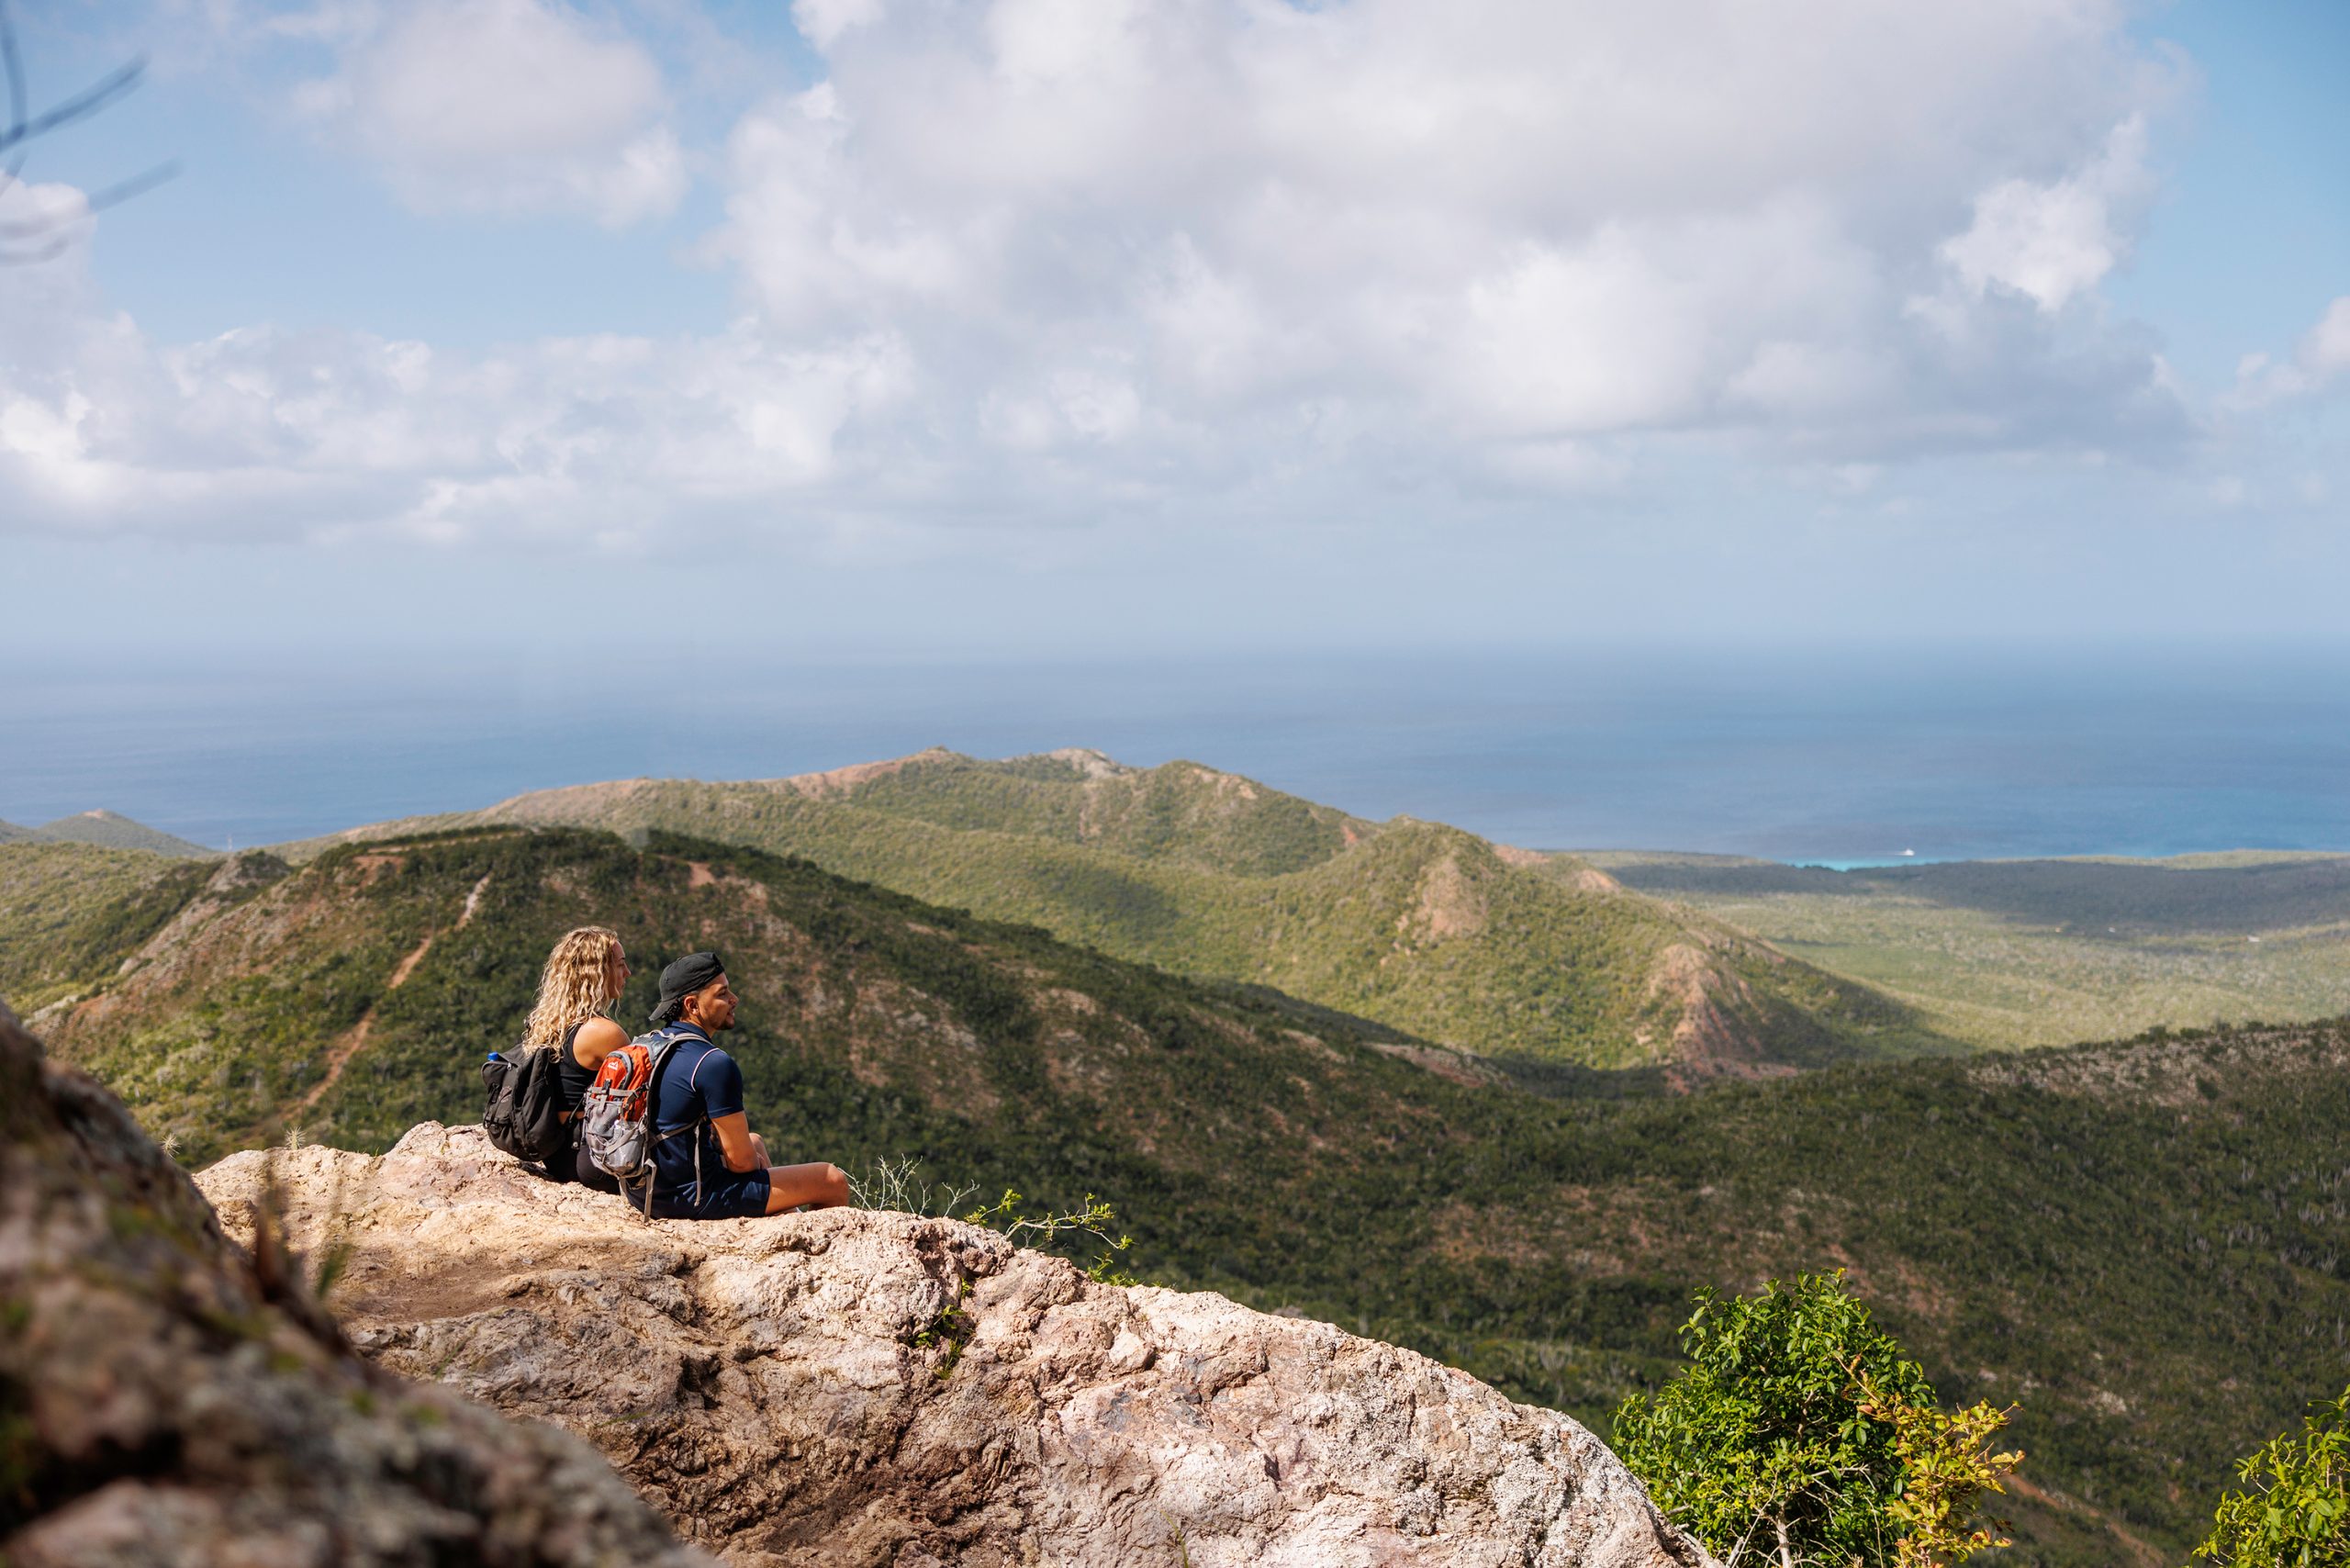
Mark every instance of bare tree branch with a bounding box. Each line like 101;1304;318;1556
2;0;28;177
0;55;146;159
0;0;174;263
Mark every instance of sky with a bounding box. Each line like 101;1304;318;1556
1;0;2346;665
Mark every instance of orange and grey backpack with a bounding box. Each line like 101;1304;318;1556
580;1025;698;1218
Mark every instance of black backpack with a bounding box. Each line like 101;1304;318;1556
482;1046;567;1166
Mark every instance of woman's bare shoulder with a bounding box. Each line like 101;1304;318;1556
575;1016;632;1056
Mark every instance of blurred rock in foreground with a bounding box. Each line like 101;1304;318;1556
0;1001;710;1568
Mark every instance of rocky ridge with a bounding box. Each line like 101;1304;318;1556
197;1123;1712;1568
0;1001;709;1568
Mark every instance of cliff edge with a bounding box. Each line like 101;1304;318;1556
197;1125;1711;1568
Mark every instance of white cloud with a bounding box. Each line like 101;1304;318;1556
1937;116;2152;312
295;0;688;226
2315;301;2350;373
705;0;2188;478
4;0;2217;545
2228;297;2350;408
792;0;886;51
0;248;915;540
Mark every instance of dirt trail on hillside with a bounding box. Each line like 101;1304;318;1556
293;874;490;1119
2005;1474;2166;1568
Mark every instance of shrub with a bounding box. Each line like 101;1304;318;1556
2195;1384;2350;1567
1614;1272;2019;1568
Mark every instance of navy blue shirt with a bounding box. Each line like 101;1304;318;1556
649;1024;747;1204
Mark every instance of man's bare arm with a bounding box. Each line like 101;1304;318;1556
710;1112;762;1173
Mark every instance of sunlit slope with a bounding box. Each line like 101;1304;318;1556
279;748;1953;1071
1585;849;2350;1048
13;825;2347;1566
0;811;211;857
0;841;220;1015
20;808;216;857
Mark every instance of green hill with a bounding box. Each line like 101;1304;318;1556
278;749;1955;1073
1586;848;2350;1048
11;825;2349;1566
0;819;28;843
0;841;227;1018
26;808;215;857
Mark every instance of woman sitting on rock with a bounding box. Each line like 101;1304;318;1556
520;924;630;1194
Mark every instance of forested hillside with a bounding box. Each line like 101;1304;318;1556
277;748;1954;1073
0;840;227;1014
7;827;2346;1565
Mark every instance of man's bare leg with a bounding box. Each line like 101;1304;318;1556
763;1160;851;1214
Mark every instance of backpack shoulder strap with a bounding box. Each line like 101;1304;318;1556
624;1027;701;1221
642;1028;695;1126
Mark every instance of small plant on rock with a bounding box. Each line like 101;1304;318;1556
848;1155;978;1218
851;1159;1138;1283
962;1188;1135;1285
910;1278;976;1379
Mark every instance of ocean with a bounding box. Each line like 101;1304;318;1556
6;643;2349;862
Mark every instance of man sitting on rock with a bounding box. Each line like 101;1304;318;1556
642;951;850;1219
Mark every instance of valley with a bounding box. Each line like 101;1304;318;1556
1588;849;2350;1049
6;822;2347;1565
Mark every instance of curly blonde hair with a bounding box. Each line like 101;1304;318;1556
521;925;622;1049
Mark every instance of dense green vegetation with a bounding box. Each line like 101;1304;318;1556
272;752;2350;1061
0;843;220;1014
1617;1273;2020;1567
14;826;2350;1565
274;749;1954;1071
845;746;1368;876
1585;850;2350;1050
2193;1384;2350;1566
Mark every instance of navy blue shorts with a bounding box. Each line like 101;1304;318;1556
649;1167;771;1220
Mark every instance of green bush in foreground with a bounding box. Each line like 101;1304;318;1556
1614;1272;2019;1568
2195;1384;2350;1567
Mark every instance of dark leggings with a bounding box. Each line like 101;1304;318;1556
559;1124;622;1194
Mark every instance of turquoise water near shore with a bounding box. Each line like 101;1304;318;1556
6;644;2348;862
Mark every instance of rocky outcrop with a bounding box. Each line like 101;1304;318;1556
121;848;291;977
198;1125;1711;1568
0;1000;710;1568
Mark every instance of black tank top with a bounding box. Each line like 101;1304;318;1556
554;1021;599;1114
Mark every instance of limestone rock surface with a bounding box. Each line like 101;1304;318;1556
0;1002;710;1568
198;1123;1712;1568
